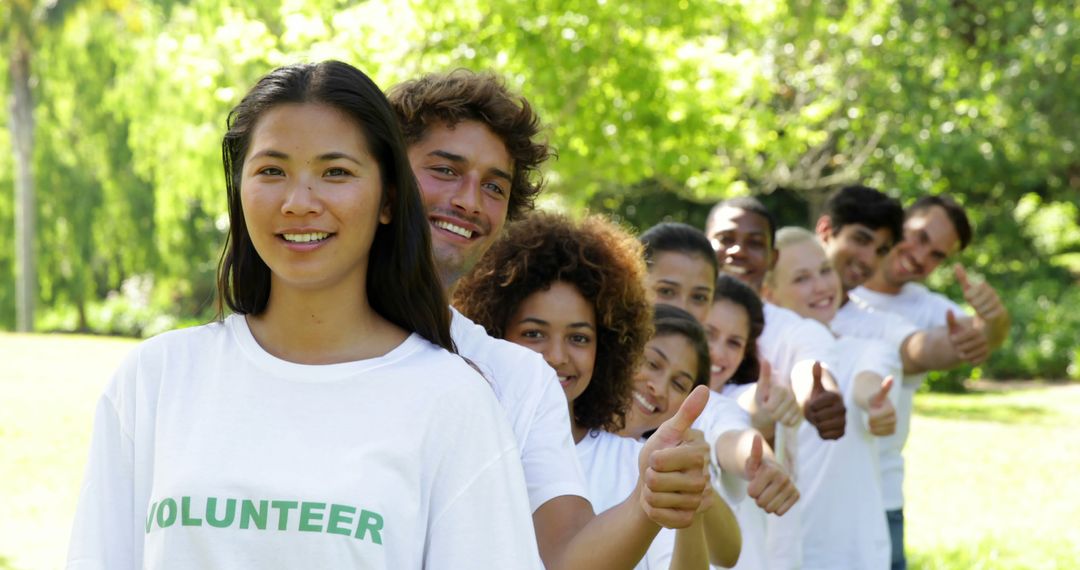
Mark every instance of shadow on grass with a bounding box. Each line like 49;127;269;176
912;401;1053;425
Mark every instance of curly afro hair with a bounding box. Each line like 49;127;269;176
453;212;653;433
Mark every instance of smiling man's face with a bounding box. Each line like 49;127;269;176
706;206;776;294
407;120;513;288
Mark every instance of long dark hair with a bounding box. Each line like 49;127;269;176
712;274;765;385
216;61;454;351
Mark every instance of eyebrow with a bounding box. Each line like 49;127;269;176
248;149;364;165
647;346;670;364
657;279;682;287
518;316;595;331
429;150;513;183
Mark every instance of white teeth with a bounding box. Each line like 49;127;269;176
711;365;723;374
633;390;658;413
433;220;473;239
723;265;748;275
900;256;917;273
282;232;329;243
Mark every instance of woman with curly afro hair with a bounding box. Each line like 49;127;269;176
456;212;732;569
454;212;653;442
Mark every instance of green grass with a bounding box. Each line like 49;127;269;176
906;386;1080;569
2;333;1078;569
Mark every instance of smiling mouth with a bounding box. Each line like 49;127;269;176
722;264;749;276
558;375;575;387
280;232;331;243
432;219;475;239
899;255;920;274
632;390;659;414
808;296;834;310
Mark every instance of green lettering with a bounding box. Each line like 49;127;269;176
206;497;237;528
326;504;355;536
145;502;158;533
299;502;326;532
355;509;384;545
181;496;203;526
239;500;268;530
271;500;299;531
156;498;178;528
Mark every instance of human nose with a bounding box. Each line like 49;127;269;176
449;172;483;215
544;339;567;369
281;177;322;216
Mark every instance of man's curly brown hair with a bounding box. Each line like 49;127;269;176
387;70;553;222
454;212;654;433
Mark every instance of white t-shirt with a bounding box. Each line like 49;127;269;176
575;431;675;569
719;383;769;570
797;335;895;570
67;315;541;570
451;308;588;512
849;284;963;509
831;299;916;510
757;302;838;570
697;391;752;506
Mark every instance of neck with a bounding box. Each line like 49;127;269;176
863;270;903;295
247;277;404;364
571;418;588;444
840;289;851;307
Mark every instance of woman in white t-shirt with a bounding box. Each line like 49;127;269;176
762;227;899;570
455;213;727;569
66;61;539;570
703;276;803;570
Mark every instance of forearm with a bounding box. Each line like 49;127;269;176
670;515;710;570
714;429;760;479
700;491;741;567
546;489;660;570
735;386;775;442
985;311;1011;349
851;370;883;411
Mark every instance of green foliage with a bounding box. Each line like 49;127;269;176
0;0;1077;384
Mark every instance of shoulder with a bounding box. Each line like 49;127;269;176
450;307;557;392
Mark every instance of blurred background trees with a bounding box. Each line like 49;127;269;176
2;0;1077;385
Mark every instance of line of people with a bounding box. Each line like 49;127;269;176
66;61;1009;569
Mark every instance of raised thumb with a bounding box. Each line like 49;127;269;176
811;361;825;396
953;263;970;290
746;434;763;477
756;359;772;403
871;376;894;408
946;309;960;334
652;385;710;448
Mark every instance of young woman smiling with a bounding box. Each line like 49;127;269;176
66;61;539;569
763;227;899;570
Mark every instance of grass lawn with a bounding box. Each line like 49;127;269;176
2;333;1078;569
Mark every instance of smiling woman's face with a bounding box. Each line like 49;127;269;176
505;281;598;405
623;333;699;438
766;240;841;325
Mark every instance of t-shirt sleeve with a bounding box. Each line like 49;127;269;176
791;318;836;369
425;381;543;569
520;369;589;512
66;380;137;570
698;394;750;505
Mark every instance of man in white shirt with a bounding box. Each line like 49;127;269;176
814;188;1010;570
389;70;711;569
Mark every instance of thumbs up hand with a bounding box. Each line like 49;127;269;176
744;434;799;515
803;361;846;440
867;376;897;436
754;359;801;428
638;385;711;529
946;309;990;365
955;264;1007;323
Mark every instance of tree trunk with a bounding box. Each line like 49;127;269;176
10;34;37;332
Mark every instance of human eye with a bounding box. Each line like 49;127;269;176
429;165;456;177
570;333;592;345
256;166;285;177
655;286;676;298
793;274;808;284
672;378;691;394
483;181;507;197
692;293;711;304
325;166;354;176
